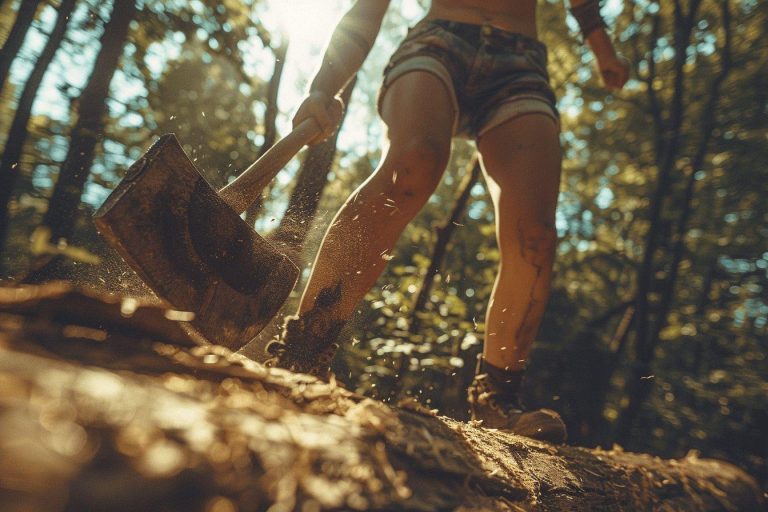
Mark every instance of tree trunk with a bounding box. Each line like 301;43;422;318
0;0;77;252
409;157;481;334
260;42;288;158
23;0;136;282
0;282;763;512
272;76;357;261
244;40;289;225
615;0;730;445
387;158;480;400
391;157;481;402
0;0;43;95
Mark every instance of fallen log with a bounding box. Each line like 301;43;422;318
0;283;763;511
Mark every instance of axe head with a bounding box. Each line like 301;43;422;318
93;134;299;350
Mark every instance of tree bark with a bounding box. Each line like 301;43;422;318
0;282;763;512
272;76;357;261
23;0;136;282
0;0;77;252
0;0;43;96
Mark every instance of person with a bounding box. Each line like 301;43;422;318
266;0;629;444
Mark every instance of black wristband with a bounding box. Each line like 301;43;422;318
571;0;606;38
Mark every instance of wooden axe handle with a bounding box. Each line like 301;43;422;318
218;118;321;214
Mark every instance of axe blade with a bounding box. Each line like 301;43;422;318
93;134;299;350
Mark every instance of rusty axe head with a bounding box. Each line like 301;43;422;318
93;134;299;350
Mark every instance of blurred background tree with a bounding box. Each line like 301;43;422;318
0;0;765;487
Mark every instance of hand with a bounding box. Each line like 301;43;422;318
597;53;630;91
292;91;345;145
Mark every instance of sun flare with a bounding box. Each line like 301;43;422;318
267;0;347;54
263;0;348;113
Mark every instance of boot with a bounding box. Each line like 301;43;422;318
264;314;343;380
467;360;567;444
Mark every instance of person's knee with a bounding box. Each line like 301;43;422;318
381;136;450;210
503;220;557;269
390;136;450;181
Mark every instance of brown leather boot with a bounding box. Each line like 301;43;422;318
467;364;567;444
264;314;343;380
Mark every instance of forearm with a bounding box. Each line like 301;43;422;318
570;0;630;90
309;1;388;97
584;26;618;61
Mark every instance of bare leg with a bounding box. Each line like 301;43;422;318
477;114;562;372
297;71;455;331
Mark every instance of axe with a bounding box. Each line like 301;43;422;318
93;119;321;350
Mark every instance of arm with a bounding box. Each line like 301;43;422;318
294;0;391;143
569;0;630;90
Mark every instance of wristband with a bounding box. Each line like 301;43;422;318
571;0;606;38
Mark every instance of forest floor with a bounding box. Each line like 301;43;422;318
0;282;763;511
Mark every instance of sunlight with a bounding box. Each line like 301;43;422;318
266;0;346;56
262;0;348;125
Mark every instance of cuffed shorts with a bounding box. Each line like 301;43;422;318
377;18;559;139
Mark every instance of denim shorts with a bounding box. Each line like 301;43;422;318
378;18;559;139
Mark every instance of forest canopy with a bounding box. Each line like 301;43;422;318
0;0;765;490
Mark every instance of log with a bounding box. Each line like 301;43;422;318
0;284;762;511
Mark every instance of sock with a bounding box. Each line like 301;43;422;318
479;358;525;406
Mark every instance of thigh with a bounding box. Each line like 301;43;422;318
379;70;455;150
477;114;562;223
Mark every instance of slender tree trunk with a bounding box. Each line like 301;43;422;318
271;76;357;260
245;40;289;225
259;41;288;157
389;158;481;400
615;0;730;446
409;157;481;334
23;0;136;282
648;0;732;364
615;2;692;443
0;0;77;252
0;0;43;96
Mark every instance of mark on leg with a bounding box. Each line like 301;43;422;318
514;220;556;342
303;282;346;344
315;281;343;309
518;220;556;268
